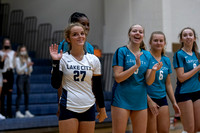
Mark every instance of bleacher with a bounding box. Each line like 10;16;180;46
0;3;114;131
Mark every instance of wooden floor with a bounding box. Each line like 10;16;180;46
0;121;183;133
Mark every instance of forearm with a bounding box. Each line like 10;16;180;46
114;65;139;83
51;60;63;89
92;75;105;108
166;84;176;105
147;95;153;104
146;69;156;85
57;87;62;99
16;64;27;73
177;67;200;82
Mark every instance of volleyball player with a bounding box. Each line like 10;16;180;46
111;24;163;133
147;31;180;133
57;12;94;116
173;27;200;133
50;23;107;133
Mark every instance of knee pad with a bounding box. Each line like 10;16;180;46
182;131;188;133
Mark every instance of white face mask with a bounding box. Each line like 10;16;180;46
20;51;27;56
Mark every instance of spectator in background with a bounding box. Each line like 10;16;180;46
15;45;34;118
0;54;7;119
0;38;15;118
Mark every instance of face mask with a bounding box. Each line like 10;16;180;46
4;46;10;50
20;51;27;56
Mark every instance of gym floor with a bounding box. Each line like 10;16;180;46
0;120;183;133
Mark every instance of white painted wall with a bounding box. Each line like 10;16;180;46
103;0;163;53
2;0;104;49
3;0;200;53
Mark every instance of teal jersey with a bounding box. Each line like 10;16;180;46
147;55;172;99
173;49;200;94
112;46;152;110
58;39;94;54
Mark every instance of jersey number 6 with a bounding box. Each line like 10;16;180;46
74;71;86;81
159;70;163;80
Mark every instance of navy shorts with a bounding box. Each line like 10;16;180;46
175;91;200;103
59;104;95;121
151;97;168;107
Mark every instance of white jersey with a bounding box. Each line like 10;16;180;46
59;52;101;113
0;50;15;72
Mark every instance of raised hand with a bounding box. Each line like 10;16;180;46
49;44;63;60
152;62;163;71
135;53;142;67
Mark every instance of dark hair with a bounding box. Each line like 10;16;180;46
179;27;200;62
149;31;166;55
69;12;89;23
128;24;146;50
64;23;86;51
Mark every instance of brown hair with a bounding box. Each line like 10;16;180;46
64;23;86;51
128;24;146;50
149;31;166;55
179;27;200;61
16;45;29;61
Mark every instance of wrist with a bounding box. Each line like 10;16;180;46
52;60;60;68
99;107;106;112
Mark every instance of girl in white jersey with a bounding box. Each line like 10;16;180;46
50;23;107;133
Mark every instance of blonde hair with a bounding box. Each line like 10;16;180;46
64;23;86;51
149;31;166;55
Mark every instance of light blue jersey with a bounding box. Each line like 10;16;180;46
112;46;152;110
147;55;172;99
58;39;94;54
173;49;200;94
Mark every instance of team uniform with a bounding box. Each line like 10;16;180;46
58;39;94;54
51;52;103;121
147;55;172;107
173;49;200;103
112;46;152;110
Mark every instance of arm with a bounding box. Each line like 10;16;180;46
147;95;159;116
27;58;33;74
51;60;63;89
146;62;163;85
145;69;156;85
175;65;200;83
114;53;141;83
165;74;181;116
0;56;5;69
92;74;107;122
49;44;63;89
15;57;28;73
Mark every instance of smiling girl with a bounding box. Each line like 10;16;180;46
111;24;163;133
147;31;180;133
50;23;107;133
173;27;200;133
